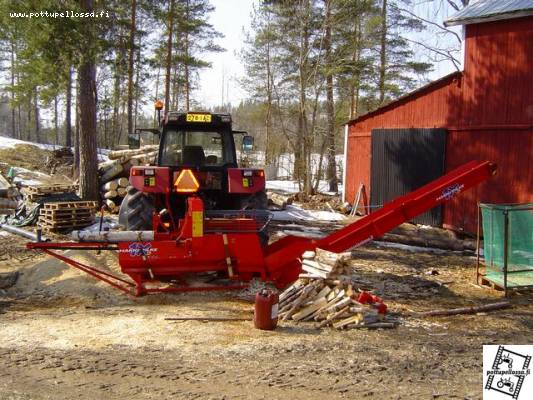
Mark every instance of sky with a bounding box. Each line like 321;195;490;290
196;0;260;108
196;0;463;109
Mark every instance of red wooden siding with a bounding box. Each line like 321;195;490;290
444;129;532;232
345;16;533;233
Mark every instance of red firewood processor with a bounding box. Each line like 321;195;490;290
26;109;497;297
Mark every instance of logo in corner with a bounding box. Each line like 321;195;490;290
484;345;532;399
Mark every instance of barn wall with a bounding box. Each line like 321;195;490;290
443;129;533;232
345;16;533;233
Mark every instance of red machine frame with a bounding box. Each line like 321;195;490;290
27;160;496;296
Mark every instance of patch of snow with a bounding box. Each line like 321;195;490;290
13;178;43;186
0;135;109;162
13;166;49;177
271;205;346;222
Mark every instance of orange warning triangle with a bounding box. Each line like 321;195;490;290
174;169;200;193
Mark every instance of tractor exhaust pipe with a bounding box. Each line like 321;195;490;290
72;230;154;243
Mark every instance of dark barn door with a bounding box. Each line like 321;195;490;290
370;128;447;226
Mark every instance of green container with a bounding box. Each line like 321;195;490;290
481;203;533;288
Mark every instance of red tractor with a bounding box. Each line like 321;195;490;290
118;111;269;244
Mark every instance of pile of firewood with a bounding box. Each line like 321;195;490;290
98;145;157;212
278;248;395;330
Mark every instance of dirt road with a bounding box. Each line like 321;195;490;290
0;244;531;399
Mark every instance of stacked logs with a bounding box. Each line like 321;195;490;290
0;172;19;215
98;145;158;212
278;248;395;330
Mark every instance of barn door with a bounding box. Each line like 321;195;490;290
370;128;447;226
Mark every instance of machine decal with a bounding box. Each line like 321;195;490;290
128;242;153;257
437;183;464;201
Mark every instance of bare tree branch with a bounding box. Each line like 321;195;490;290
405;38;461;71
394;5;462;44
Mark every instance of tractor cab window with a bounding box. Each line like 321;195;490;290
160;130;225;167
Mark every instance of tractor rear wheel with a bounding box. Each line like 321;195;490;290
118;187;154;231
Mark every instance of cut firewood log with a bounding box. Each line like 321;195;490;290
103;190;118;199
117;177;129;187
333;313;364;329
107;145;159;160
279;282;302;303
130;151;158;165
292;297;328;321
117;187;127;197
267;192;293;209
282;286;316;321
100;163;124;183
317;305;351;328
104;199;117;212
279;285;305;307
302;251;315;260
302;259;334;273
101;181;119;191
301;264;330;279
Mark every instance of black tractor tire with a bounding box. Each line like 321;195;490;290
118;186;155;231
239;190;269;247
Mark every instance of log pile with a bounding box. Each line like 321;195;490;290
98;145;157;213
278;248;395;330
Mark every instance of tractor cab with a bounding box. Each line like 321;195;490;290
159;112;242;169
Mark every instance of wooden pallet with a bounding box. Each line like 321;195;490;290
42;201;98;210
38;214;94;224
38;218;94;229
40;209;94;217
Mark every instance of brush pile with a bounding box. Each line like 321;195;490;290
98;145;158;212
278;248;395;330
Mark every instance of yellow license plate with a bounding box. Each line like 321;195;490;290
186;113;212;123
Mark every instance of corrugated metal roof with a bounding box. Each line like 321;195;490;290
444;0;533;26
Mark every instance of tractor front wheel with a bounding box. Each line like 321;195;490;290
118;187;155;231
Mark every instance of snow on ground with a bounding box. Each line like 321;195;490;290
266;180;343;195
11;166;51;186
271;205;346;222
0;135;110;161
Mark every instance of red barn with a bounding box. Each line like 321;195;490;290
343;0;533;233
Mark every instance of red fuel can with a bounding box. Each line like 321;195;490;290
254;289;279;330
